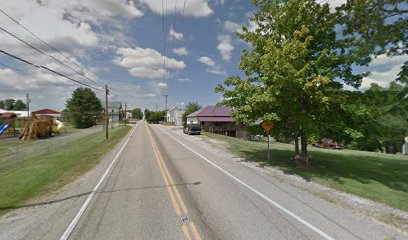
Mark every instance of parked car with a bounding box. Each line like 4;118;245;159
312;138;343;149
183;124;201;135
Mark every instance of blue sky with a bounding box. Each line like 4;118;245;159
0;0;406;111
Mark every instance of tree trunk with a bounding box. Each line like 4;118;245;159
294;131;300;156
300;131;309;165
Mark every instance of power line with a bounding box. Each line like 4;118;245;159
0;25;104;88
0;48;103;92
181;0;187;34
0;61;28;74
0;8;105;87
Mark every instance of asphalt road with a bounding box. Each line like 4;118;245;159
0;121;406;240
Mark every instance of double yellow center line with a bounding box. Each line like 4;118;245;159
145;124;201;240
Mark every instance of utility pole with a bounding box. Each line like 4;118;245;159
124;102;127;126
163;94;168;122
26;93;30;118
105;84;109;139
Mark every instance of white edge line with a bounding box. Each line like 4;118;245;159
59;123;140;240
155;125;336;240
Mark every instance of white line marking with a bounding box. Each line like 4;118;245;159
155;125;336;240
59;123;140;240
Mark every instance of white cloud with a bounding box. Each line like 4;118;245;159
137;0;213;17
172;47;189;56
198;56;216;67
157;82;168;89
367;54;407;72
317;0;346;8
208;69;227;75
217;35;234;62
343;54;408;91
359;64;405;90
148;81;168;95
0;0;143;55
113;47;186;79
197;56;226;75
177;78;192;82
223;20;241;33
169;28;184;41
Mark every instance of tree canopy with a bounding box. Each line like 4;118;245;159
131;108;143;119
216;0;407;160
65;87;102;129
0;99;27;110
144;109;165;124
182;102;201;125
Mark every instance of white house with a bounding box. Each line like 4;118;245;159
166;107;184;126
186;109;202;124
102;101;122;122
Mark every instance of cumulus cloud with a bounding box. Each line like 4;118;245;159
197;56;226;75
198;56;216;66
137;0;212;17
169;28;184;41
217;35;234;62
157;82;168;89
223;20;241;33
113;47;186;79
172;47;189;56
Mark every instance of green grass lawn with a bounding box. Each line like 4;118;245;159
0;126;131;212
0;148;11;156
203;132;408;211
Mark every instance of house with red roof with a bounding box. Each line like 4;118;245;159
186;106;247;138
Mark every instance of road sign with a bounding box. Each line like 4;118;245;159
261;120;274;162
262;120;274;133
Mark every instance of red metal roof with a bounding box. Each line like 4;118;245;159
32;109;61;115
197;106;232;117
187;106;232;117
197;116;233;122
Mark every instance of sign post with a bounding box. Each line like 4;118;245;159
261;120;274;161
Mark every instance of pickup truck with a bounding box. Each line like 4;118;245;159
183;124;201;135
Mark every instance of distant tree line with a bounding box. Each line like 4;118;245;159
0;99;27;111
131;108;143;119
144;109;165;124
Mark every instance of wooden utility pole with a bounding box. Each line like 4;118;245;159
163;94;168;122
105;84;109;139
124;102;127;126
26;93;30;118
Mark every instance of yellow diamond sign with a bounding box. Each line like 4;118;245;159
262;120;274;133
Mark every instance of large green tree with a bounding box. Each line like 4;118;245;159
4;99;15;110
216;0;407;161
131;108;143;119
144;110;165;124
13;99;27;110
182;102;201;125
65;87;102;128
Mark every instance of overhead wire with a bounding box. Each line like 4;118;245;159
0;48;103;92
0;25;104;88
0;9;129;108
0;8;105;87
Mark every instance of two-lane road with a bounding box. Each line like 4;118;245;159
0;121;406;240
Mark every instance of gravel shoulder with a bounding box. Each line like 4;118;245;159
166;126;408;234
